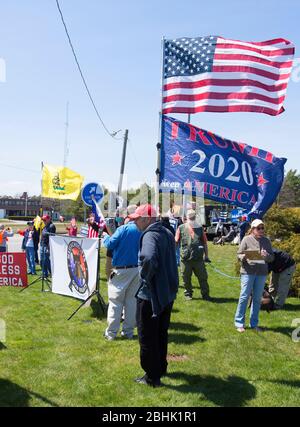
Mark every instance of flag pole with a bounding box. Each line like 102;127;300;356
155;36;166;213
40;161;44;217
182;114;191;219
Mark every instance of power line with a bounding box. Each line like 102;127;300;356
0;162;40;174
55;0;120;140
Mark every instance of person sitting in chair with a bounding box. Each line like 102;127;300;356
217;225;236;245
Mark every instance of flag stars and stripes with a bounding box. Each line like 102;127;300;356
171;151;184;165
163;35;295;115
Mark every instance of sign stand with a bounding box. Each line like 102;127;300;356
67;238;106;320
20;273;51;293
20;233;58;293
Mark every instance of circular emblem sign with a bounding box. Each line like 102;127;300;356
81;182;104;207
67;241;89;294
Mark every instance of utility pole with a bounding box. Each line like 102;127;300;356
117;129;129;197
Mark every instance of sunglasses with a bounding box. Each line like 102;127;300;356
256;226;265;230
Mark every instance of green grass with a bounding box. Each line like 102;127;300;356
0;243;299;407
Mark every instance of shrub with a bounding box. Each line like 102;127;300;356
6;216;34;221
264;206;300;240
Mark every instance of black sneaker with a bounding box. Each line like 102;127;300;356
185;295;193;301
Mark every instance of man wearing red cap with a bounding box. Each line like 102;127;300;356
102;213;141;341
40;214;56;278
129;204;179;387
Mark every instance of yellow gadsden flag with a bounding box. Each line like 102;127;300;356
42;164;84;200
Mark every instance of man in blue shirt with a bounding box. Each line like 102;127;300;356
102;220;141;340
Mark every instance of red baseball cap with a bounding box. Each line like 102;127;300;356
42;214;51;221
128;204;157;219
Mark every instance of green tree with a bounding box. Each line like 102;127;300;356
61;197;85;221
264;205;300;240
278;169;300;207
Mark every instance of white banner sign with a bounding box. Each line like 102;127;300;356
50;235;98;301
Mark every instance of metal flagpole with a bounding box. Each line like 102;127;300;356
182;114;191;219
155;36;166;213
40;161;44;216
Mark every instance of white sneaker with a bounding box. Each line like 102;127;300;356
103;332;115;341
121;331;133;339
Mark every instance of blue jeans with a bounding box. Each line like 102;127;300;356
26;247;36;274
235;274;267;328
40;246;51;278
176;245;180;267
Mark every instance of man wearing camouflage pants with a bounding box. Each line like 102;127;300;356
175;210;211;301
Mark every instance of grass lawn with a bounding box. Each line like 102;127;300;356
0;243;299;407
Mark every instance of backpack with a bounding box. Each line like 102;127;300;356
260;287;275;312
179;224;204;261
248;285;275;313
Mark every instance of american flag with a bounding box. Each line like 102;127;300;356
162;36;295;116
87;199;106;238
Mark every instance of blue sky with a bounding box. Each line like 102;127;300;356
0;0;299;195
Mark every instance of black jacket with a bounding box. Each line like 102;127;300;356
138;221;179;316
268;249;295;273
40;222;56;247
160;217;176;236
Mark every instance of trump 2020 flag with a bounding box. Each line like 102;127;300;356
160;115;286;217
42;164;84;201
162;36;295;116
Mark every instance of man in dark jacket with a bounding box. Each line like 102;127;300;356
268;249;296;309
129;204;179;388
40;215;56;278
33;224;40;264
239;215;250;242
